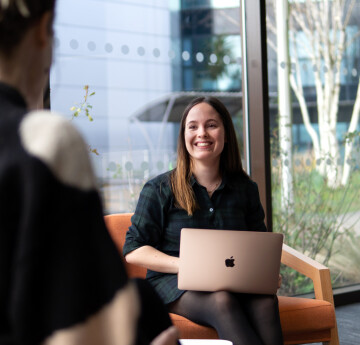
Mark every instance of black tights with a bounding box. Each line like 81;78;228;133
169;291;284;345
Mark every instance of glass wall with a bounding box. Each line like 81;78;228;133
50;0;360;296
50;0;243;214
266;0;360;295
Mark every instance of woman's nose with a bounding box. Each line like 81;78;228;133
197;126;208;137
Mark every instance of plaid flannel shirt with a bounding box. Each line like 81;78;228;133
123;170;267;304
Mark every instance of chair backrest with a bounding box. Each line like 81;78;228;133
104;213;147;278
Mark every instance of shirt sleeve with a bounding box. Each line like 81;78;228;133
245;180;267;232
123;177;170;257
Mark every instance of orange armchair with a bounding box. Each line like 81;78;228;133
104;213;339;345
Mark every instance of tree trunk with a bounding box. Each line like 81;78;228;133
277;0;294;212
342;78;360;185
268;0;359;188
289;0;350;188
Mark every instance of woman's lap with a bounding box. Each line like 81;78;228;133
168;290;283;345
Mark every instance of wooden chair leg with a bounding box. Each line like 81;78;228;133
327;318;339;345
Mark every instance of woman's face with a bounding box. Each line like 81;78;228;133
184;102;225;166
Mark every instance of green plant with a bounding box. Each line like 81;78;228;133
272;156;360;295
70;85;99;156
330;233;360;288
207;35;233;80
107;162;123;179
70;85;95;122
344;129;360;144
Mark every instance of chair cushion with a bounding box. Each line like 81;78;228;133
105;213;147;278
279;296;335;334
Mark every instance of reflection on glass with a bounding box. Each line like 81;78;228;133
105;43;113;53
223;55;230;65
121;45;129;54
54;37;60;48
266;0;360;294
88;41;96;51
210;53;217;63
182;50;190;61
196;52;204;62
137;46;145;56
50;1;242;215
153;48;161;58
168;49;176;59
69;39;79;49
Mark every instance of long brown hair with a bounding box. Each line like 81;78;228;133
0;0;56;56
170;96;249;215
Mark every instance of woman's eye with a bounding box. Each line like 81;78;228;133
208;123;217;128
188;125;196;130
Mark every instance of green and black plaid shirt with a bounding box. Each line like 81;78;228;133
123;170;267;304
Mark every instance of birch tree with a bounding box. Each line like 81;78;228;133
267;0;360;188
276;0;295;212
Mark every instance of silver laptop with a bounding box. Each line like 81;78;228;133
178;228;284;294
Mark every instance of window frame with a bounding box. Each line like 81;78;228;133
241;0;273;231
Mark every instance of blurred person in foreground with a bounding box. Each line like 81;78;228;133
0;1;178;344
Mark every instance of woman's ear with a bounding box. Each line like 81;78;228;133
35;11;54;49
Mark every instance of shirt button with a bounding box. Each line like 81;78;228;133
209;208;214;212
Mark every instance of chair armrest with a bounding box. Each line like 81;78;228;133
281;244;334;304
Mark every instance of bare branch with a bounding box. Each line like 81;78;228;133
218;9;240;28
266;14;277;36
266;4;277;54
267;37;277;54
308;0;325;41
343;0;356;28
303;1;315;33
345;30;360;50
290;29;313;58
291;8;313;40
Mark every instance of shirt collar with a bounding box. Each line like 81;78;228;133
190;173;228;191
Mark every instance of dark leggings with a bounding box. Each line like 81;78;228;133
169;290;284;345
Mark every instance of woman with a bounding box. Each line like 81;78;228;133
0;1;177;344
123;96;284;345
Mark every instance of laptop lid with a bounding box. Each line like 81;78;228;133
178;228;284;295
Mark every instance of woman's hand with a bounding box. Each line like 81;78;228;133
125;245;180;274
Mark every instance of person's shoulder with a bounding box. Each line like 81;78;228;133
227;172;259;191
143;170;173;196
146;170;172;186
19;110;96;191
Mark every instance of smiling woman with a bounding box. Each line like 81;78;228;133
123;96;284;345
171;96;248;215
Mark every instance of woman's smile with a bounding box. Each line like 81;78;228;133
195;140;213;148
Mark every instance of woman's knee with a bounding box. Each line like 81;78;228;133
249;294;279;314
210;291;238;315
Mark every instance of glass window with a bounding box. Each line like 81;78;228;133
266;0;360;294
50;0;242;214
